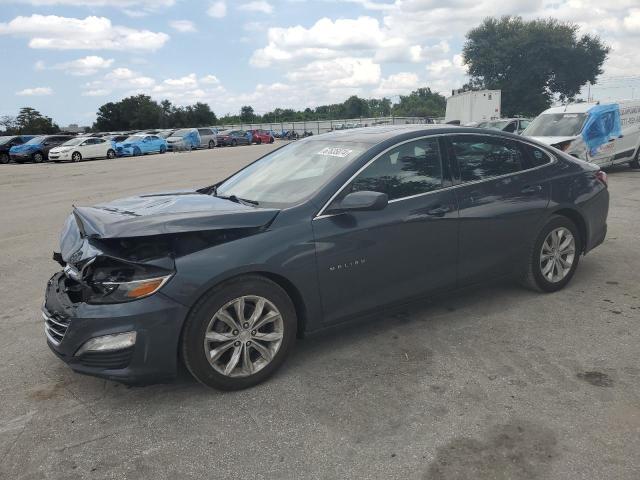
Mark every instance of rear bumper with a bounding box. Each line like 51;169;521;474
44;272;188;384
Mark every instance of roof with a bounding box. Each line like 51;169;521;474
542;103;598;115
309;124;457;144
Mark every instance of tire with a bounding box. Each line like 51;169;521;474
521;215;582;293
269;137;274;144
208;140;215;149
257;138;262;145
106;149;116;159
72;151;82;163
0;153;9;164
133;147;141;157
630;148;640;169
33;152;44;163
231;139;237;147
181;275;297;390
160;145;166;154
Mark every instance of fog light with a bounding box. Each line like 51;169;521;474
75;331;136;356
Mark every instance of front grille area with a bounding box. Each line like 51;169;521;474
77;348;134;369
43;308;71;345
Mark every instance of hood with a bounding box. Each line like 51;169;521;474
10;143;38;152
61;190;278;259
49;146;71;153
529;136;578;147
167;136;184;142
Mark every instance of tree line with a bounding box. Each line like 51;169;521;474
1;17;608;134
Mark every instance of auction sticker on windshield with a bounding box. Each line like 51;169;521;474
317;147;353;157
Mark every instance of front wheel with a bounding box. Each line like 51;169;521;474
181;275;297;390
0;153;9;164
133;147;141;157
33;152;44;163
521;215;581;292
256;138;262;145
208;140;215;149
72;152;82;163
159;145;166;154
106;149;116;159
231;139;237;147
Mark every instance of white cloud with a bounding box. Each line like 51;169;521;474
16;86;53;96
200;74;220;85
82;88;111;96
5;0;175;8
169;20;197;33
373;72;420;97
286;57;381;88
207;1;227;18
52;55;114;75
238;1;273;14
0;15;169;51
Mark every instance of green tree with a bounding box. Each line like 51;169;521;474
14;107;59;134
343;96;370;118
462;16;609;116
240;105;255;123
392;88;446;117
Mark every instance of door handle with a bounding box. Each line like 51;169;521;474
426;205;451;217
521;185;542;194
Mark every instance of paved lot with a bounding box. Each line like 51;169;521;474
0;145;639;479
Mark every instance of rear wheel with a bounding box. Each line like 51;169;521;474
33;152;44;163
630;148;640;169
208;140;215;149
181;275;297;390
72;151;82;163
231;139;237;147
133;147;141;156
0;153;9;164
256;138;262;145
159;145;166;154
521;215;581;292
106;149;116;159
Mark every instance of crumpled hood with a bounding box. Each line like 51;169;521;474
529;136;578;147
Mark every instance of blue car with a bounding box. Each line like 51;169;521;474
115;134;167;157
9;135;75;163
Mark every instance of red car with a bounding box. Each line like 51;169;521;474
249;129;274;144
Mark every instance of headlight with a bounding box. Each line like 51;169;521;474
85;258;174;304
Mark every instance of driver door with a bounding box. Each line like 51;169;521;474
312;137;459;325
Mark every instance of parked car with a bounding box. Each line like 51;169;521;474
9;135;74;163
197;128;218;149
216;130;251;146
248;129;275;144
44;125;609;390
48;137;116;162
523;100;640;168
477;118;531;134
115;134;167;157
166;128;201;151
158;129;176;139
0;135;34;164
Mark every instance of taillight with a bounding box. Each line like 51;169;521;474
595;170;608;187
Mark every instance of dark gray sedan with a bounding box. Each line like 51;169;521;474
44;126;609;390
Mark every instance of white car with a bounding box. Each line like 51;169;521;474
48;137;116;163
524;100;640;168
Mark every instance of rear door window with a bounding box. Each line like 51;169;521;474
448;135;526;182
520;143;553;167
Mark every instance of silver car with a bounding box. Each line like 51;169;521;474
198;128;217;149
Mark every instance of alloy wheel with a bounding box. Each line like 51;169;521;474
203;295;284;378
33;152;43;163
72;152;81;162
540;227;576;283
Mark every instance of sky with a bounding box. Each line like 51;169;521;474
0;0;639;126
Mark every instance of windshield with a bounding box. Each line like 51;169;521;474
62;138;85;146
216;139;369;207
172;129;193;137
124;135;144;143
25;136;46;145
158;130;174;138
478;120;510;131
523;113;587;137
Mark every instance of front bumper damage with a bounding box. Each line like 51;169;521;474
44;271;187;383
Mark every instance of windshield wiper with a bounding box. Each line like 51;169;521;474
216;193;259;206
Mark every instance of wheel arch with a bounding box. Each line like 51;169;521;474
550;208;587;253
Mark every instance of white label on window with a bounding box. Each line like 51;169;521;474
317;147;353;157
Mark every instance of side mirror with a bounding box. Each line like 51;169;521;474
334;191;388;213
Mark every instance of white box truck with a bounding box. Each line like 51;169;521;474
445;89;501;124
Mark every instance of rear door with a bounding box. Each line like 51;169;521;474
312;136;459;324
445;134;551;284
93;138;107;157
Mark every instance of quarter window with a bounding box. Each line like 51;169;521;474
522;144;552;167
449;135;525;182
348;138;443;200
